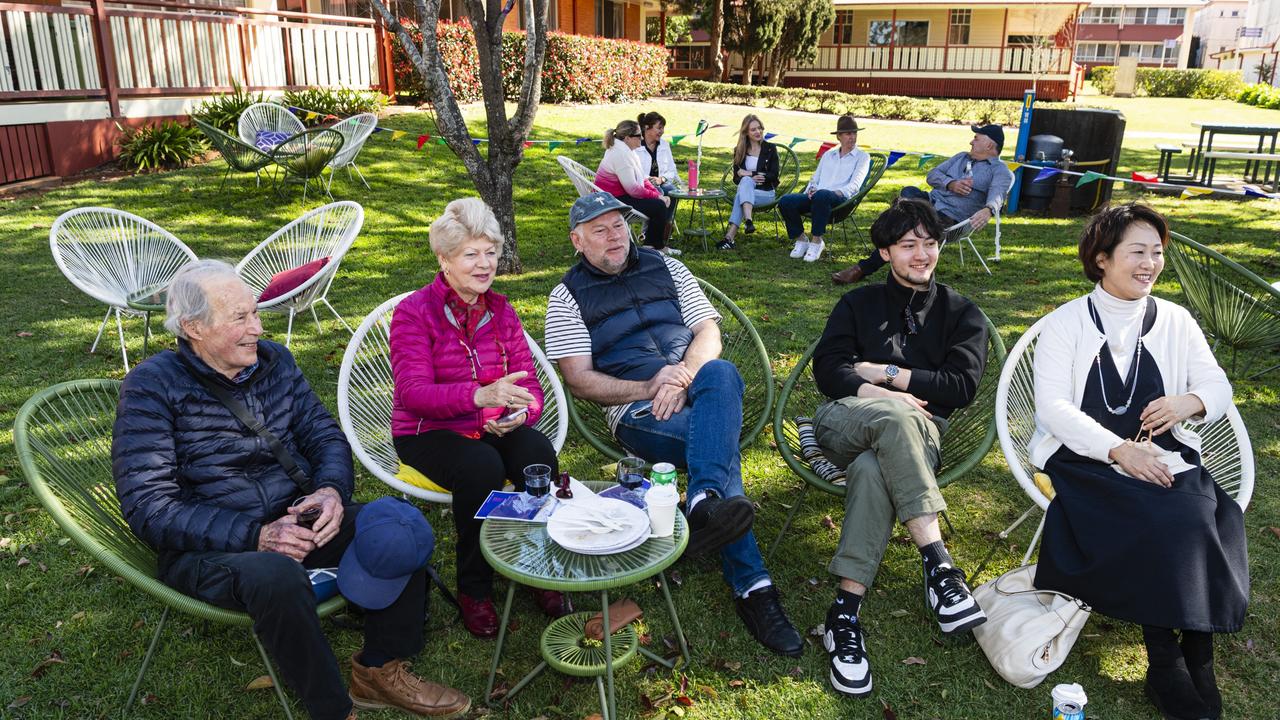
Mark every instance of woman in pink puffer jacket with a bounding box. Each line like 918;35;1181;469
390;198;570;638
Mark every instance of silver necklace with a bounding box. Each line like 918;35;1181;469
1090;297;1147;416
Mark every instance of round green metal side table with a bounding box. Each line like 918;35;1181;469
667;186;727;251
480;481;690;720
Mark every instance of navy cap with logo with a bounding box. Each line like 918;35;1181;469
970;124;1005;153
570;191;630;230
338;497;434;610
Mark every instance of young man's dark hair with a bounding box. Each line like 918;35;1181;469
869;198;945;250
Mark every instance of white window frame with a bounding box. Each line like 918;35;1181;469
949;8;971;45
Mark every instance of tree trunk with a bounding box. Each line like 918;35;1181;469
706;0;723;81
742;51;755;85
369;0;547;274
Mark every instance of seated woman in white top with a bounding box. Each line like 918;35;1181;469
596;119;674;254
634;111;680;224
1030;203;1246;720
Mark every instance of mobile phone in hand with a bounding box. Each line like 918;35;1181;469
498;407;528;424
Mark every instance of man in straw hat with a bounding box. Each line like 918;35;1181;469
777;114;872;263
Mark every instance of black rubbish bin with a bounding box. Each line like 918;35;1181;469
1024;107;1127;213
1021;134;1065;212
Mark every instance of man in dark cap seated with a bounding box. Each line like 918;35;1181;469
112;259;470;720
832;124;1013;285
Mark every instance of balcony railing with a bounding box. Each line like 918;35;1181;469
798;44;1075;75
0;0;387;109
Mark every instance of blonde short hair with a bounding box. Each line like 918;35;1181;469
429;197;504;259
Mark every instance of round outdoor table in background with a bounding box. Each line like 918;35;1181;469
666;187;727;251
125;284;168;357
480;480;689;720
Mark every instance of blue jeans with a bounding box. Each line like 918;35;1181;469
777;189;843;239
728;176;776;226
613;359;769;595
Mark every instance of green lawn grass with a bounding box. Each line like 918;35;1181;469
1;98;1277;720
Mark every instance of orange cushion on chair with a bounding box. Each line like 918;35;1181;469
259;257;330;302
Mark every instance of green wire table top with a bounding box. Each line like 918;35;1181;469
480;481;688;592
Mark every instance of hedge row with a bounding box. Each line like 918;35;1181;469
1237;83;1280;109
665;79;1061;126
392;21;668;104
1089;66;1246;99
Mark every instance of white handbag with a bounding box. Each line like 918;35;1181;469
971;564;1091;689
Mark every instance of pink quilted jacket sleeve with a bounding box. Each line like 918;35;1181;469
498;304;545;427
389;294;480;420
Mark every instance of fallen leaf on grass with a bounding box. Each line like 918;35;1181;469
902;656;927;665
77;565;94;579
723;660;741;671
7;695;31;710
675;695;694;707
821;515;837;530
132;618;145;630
229;655;246;667
17;557;30;567
1267;527;1280;541
889;609;909;618
31;650;66;678
728;679;745;688
788;666;804;678
140;693;157;705
983;679;998;690
808;624;825;638
881;699;898;720
70;611;85;622
244;675;274;691
16;331;33;337
583;715;604;720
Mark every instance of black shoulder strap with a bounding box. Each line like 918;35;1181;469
192;372;315;494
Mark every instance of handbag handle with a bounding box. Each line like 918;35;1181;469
991;567;1090;610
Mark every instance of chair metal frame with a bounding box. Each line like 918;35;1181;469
14;379;345;719
985;316;1255;575
555;154;650;241
336;291;569;505
939;176;1015;275
769;312;1007;562
49;207;199;371
325;113;379;192
236;201;363;347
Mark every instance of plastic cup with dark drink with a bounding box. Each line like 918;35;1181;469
514;463;552;514
297;506;322;530
615;455;647;508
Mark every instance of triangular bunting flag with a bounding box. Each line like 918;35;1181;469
764;132;777;140
575;137;591;144
670;134;686;145
306;112;317;121
1075;171;1107;187
789;137;805;148
1243;186;1273;198
416;134;429;150
816;142;836;160
1007;162;1023;173
886;151;905;168
391;130;405;141
695;119;708;136
1179;187;1213;199
1033;167;1061;183
917;153;935;168
522;141;534;149
548;141;563;150
436;137;447;145
472;139;482;146
324;114;338;122
1131;171;1158;183
372;126;386;133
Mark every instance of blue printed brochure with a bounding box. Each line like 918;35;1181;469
474;491;558;522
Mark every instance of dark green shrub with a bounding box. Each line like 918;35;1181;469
191;83;265;133
1091;66;1115;95
281;88;389;125
117;121;209;171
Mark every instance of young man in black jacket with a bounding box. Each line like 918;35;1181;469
810;199;990;698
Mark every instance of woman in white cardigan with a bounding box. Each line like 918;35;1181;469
595;118;673;253
1030;204;1246;720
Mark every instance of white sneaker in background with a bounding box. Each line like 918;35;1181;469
804;239;825;262
789;239;810;259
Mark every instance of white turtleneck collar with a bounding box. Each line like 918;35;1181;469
1090;283;1149;376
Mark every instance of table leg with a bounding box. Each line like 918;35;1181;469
657;570;691;666
484;582;518;705
595;676;610;720
601;589;615;720
502;660;548;702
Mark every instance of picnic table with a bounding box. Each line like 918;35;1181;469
1187;122;1280;187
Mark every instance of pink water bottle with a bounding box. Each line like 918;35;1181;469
687;159;698;191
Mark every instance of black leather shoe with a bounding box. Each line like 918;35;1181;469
735;585;803;657
685;493;754;557
1145;665;1213;720
743;219;756;235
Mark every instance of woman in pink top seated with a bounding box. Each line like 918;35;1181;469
596;118;675;254
389;197;569;639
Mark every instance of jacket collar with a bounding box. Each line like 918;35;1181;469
177;338;278;388
428;271;507;314
576;242;642;278
884;271;938;322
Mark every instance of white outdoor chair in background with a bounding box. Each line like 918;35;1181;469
237;102;305;148
984;316;1255;572
337;292;569;504
236;201;363;347
326;113;379;192
939;181;1014;275
555;154;649;240
49;208;199;372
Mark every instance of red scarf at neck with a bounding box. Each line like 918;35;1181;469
445;287;487;341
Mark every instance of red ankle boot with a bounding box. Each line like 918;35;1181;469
530;588;572;617
459;594;499;639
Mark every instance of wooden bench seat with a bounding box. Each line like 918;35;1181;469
1202;150;1280;161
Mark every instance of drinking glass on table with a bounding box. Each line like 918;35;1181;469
616;455;647;508
517;463;552;513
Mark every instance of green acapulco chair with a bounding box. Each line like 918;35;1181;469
14;380;346;719
1166;231;1280;379
192;117;276;192
802;151;888;249
270;128;345;203
561;277;774;463
769;310;1007;563
716;143;801;241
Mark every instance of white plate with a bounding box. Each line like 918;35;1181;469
548;498;650;554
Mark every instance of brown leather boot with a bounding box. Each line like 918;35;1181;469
831;265;866;285
349;654;471;718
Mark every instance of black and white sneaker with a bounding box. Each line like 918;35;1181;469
824;606;872;697
924;562;987;635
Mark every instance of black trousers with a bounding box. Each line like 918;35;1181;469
616;194;670;249
394;426;557;598
160;504;427;720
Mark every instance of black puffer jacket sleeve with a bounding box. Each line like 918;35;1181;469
286;358;355;501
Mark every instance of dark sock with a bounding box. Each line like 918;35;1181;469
919;540;954;574
833;589;863;618
358;649;393;669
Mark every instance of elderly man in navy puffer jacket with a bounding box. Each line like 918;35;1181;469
112;259;469;720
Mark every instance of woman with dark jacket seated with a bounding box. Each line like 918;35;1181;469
595;118;676;255
390;197;570;639
1030;204;1247;720
719;114;780;250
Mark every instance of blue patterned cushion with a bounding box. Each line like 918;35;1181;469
254;129;290;152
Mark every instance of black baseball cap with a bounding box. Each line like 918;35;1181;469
970;124;1004;153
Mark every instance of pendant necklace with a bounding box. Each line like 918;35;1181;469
1089;296;1147;416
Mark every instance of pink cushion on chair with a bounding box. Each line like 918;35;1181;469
259;257;330;302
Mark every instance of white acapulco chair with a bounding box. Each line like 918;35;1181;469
939;173;1015;276
236;201;363;347
237;102;306;148
49;208;199;372
555;154;649;240
988;315;1255;570
325;113;379;193
337;292;569;504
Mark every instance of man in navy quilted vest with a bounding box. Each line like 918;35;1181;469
545;192;803;657
111;260;470;720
